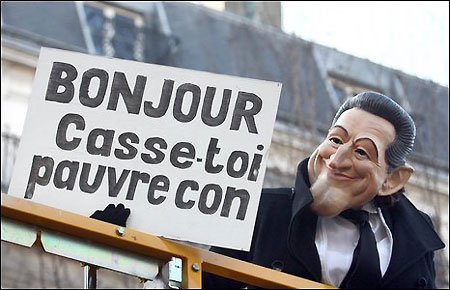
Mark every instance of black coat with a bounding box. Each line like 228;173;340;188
202;158;445;289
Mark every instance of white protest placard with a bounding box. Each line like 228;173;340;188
7;47;282;251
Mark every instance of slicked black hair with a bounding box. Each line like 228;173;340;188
332;92;416;172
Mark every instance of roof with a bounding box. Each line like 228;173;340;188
2;1;88;53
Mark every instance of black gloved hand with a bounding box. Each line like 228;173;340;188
90;203;131;227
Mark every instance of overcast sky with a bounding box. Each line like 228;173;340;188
282;1;449;86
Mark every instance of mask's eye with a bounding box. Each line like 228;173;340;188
355;148;369;158
329;137;342;145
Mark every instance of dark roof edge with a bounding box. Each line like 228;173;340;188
1;24;89;54
314;42;448;90
163;2;302;43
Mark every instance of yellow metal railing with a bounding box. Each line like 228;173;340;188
1;194;335;289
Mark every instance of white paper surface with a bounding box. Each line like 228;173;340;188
7;47;282;251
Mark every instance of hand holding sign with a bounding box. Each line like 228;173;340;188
90;204;131;227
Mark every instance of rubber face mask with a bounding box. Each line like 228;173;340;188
307;108;396;216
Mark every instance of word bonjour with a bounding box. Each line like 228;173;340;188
46;62;263;134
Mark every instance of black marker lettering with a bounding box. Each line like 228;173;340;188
53;160;79;190
201;87;231;127
226;151;249;178
205;138;223;174
170;142;195;169
115;132;139;160
141;137;167;164
107;72;147;114
56;113;85;151
108;167;130;197
87;128;115;157
79;68;109;107
173;83;201;123
79;163;106;193
220;187;250;220
230;91;262;134
175;180;198;209
24;155;54;199
45;62;78;103
147;175;169;205
126;171;150;200
198;184;222;215
144;79;174;118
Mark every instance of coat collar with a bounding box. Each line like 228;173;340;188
291;158;313;220
287;158;322;281
381;194;445;284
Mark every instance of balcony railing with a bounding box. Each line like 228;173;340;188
1;132;20;193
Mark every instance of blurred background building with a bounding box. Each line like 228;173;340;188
1;1;448;288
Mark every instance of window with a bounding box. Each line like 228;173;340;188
328;75;380;103
83;2;145;61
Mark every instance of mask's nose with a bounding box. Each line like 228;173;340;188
328;144;352;171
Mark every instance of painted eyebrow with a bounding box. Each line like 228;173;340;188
330;125;349;137
355;137;379;159
330;126;379;159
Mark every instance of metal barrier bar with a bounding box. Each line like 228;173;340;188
1;194;335;289
84;264;98;289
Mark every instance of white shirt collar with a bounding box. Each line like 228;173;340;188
315;201;393;287
361;200;378;214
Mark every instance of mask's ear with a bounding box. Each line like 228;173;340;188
379;164;414;196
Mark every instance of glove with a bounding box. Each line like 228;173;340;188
90;203;131;227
